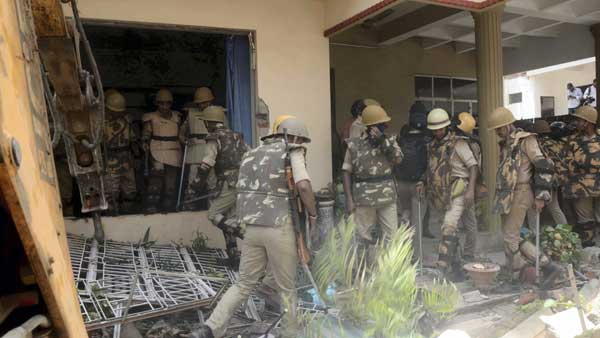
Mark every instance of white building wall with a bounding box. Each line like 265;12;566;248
324;0;381;30
504;61;595;119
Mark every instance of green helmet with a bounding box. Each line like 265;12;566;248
277;118;311;142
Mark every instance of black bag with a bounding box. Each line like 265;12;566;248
394;126;430;182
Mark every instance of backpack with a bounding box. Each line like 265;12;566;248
394;126;430;182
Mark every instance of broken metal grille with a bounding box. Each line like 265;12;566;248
68;233;323;332
67;234;251;329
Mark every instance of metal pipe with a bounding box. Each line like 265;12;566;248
535;211;540;284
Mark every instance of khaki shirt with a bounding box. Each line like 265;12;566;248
201;140;219;167
451;139;478;179
516;135;545;184
142;111;182;167
291;147;310;183
179;109;211;164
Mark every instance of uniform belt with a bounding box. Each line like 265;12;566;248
189;134;207;139
152;135;178;141
353;175;393;183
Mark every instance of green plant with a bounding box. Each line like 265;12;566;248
421;279;460;321
191;230;208;252
311;216;459;337
540;224;581;265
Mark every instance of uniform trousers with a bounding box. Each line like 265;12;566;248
206;224;298;338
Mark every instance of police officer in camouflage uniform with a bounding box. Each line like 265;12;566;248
489;107;560;288
193;118;317;338
564;106;600;247
178;100;212;211
527;119;568;226
454;112;482;262
416;109;478;276
103;89;138;214
343;105;403;249
142;88;182;213
200;106;250;266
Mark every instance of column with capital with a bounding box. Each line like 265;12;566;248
472;4;504;233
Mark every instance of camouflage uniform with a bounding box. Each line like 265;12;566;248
459;134;482;260
206;137;309;338
564;133;600;244
494;129;553;277
142;111;182;212
424;131;478;268
104;112;137;214
342;134;403;244
179;108;213;210
526;135;569;227
54;139;74;216
205;125;250;262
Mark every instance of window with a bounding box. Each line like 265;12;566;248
414;76;478;116
541;96;555;118
509;93;523;104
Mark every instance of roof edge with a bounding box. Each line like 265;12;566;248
324;0;504;37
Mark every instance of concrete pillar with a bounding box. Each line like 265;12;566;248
472;4;504;232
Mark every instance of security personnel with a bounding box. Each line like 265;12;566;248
141;88;182;212
202;106;250;266
454;112;481;262
489;107;559;287
193;118;317;338
564;106;600;247
416;109;478;276
528;120;568;226
194;87;215;111
272;115;296;134
103;89;138;214
394;102;433;240
349;98;381;138
343;105;403;249
178;102;212;211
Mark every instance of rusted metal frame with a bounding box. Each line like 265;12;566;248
84;296;218;331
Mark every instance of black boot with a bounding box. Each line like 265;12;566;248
577;222;596;247
437;235;459;279
191;325;214;338
541;262;562;290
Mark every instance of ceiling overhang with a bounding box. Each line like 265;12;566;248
324;0;505;37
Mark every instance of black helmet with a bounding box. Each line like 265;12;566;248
550;121;567;139
409;101;427;129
